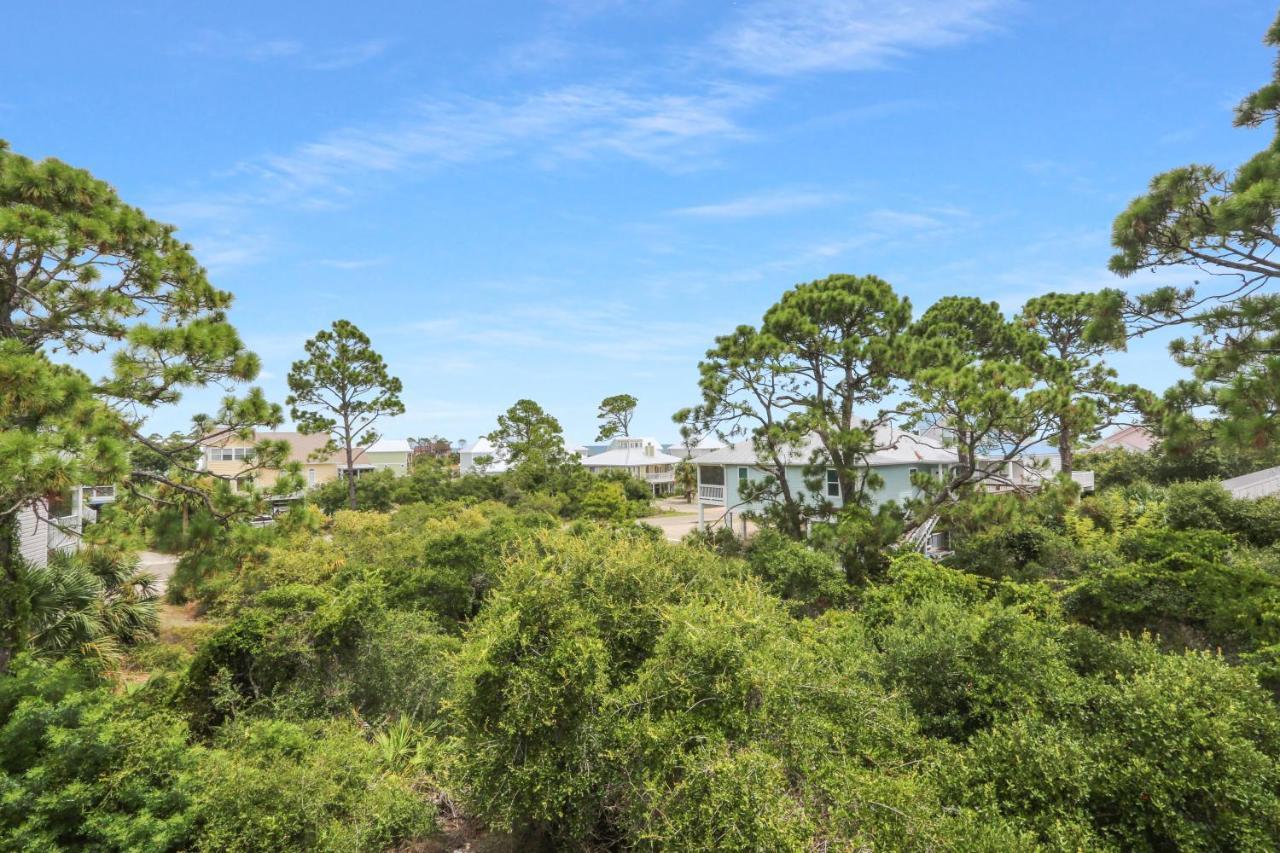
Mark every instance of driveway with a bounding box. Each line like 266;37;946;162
641;499;755;543
138;550;180;593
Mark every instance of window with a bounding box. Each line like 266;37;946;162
738;467;748;483
210;446;253;462
826;469;840;498
308;468;316;486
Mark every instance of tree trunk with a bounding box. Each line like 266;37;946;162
0;512;23;673
1058;426;1075;475
345;442;358;510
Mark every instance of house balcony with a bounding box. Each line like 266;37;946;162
698;484;725;504
48;514;82;555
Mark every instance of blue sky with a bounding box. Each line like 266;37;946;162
4;1;1275;445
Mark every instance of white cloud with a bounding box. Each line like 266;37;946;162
671;188;846;219
242;83;764;197
713;0;1007;76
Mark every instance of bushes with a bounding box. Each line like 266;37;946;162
0;658;197;851
0;657;437;852
180;580;456;731
744;529;848;611
192;718;434;852
449;527;743;845
957;639;1280;849
11;493;1280;850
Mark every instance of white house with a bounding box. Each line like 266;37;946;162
458;436;590;476
666;434;726;460
583;436;681;495
458;437;511;475
14;485;97;569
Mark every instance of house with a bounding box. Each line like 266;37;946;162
666;434;726;459
996;453;1095;493
694;429;957;525
1221;465;1280;500
15;486;89;569
201;430;351;495
583;436;682;495
458;437;510;475
693;426;1091;529
1089;425;1157;454
457;437;587;476
354;439;414;475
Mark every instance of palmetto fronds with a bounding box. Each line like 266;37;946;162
26;550;159;664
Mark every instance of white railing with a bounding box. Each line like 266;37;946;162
645;471;675;483
48;515;82;554
698;484;725;502
82;485;116;502
1071;471;1095;491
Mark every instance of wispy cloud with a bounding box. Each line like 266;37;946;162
184;31;389;71
672;188;846;219
408;302;708;363
240;82;764;197
307;40;391;70
712;0;1007;76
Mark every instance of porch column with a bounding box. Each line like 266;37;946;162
698;502;705;531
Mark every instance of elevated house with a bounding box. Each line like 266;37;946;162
583;436;681;495
15;483;113;569
693;426;1093;533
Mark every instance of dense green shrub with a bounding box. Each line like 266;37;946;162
957;638;1280;849
191;718;435;852
1066;527;1280;653
744;528;848;611
180;579;456;731
0;658;197;851
449;527;743;845
867;555;1075;740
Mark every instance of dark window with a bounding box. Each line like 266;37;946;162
826;469;840;498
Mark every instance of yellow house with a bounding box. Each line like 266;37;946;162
201;431;346;494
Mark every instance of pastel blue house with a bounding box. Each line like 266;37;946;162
693;428;961;529
694;426;1095;534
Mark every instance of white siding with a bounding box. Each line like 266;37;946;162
16;504;48;569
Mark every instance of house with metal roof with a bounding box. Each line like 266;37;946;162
693;428;957;521
583;436;681;494
692;425;1088;529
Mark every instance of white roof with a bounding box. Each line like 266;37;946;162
585;436;681;468
365;439;413;454
462;436;500;456
693;427;959;468
1222;465;1280;499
